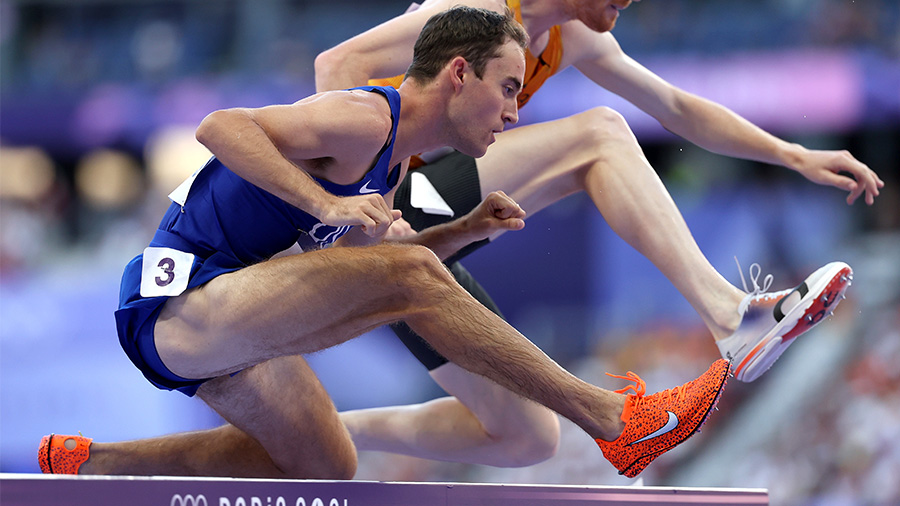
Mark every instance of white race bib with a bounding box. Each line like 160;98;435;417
140;247;195;297
409;171;454;216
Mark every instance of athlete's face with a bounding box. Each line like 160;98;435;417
573;0;639;33
449;40;525;157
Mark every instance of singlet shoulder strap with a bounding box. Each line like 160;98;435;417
507;0;563;107
312;86;402;194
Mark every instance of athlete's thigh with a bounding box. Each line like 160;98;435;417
156;244;420;380
197;354;356;478
477;115;595;215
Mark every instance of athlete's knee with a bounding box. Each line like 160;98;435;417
577;106;634;144
382;244;455;293
468;391;561;466
302;449;358;480
494;409;561;467
279;449;357;480
270;431;357;480
525;411;562;463
549;107;636;177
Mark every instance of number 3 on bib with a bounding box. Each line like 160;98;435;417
140;247;195;297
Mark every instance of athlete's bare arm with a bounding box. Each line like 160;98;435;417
334;163;410;248
196;90;397;236
393;190;526;260
314;0;506;92
565;26;884;204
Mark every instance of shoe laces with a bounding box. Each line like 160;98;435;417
606;371;690;422
606;371;647;423
735;257;774;314
606;371;647;397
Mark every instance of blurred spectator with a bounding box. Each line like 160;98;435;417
0;145;70;272
0;3;897;506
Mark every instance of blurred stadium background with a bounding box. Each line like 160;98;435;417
1;1;898;504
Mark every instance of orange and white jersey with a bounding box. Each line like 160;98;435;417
368;0;564;110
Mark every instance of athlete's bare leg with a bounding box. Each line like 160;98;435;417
345;108;746;468
79;355;356;478
478;107;746;340
145;243;626;477
342;362;560;467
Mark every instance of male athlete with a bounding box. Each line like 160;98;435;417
39;6;730;480
314;0;875;468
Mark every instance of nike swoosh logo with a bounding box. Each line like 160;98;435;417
773;281;809;322
359;180;379;194
628;411;679;445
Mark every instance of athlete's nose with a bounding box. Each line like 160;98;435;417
504;103;519;126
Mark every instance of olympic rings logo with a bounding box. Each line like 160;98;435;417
171;494;208;506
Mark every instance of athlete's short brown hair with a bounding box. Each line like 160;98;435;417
406;6;528;83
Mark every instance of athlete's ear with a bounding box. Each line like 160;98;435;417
448;56;468;92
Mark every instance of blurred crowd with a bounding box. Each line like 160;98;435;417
2;1;899;505
3;0;898;90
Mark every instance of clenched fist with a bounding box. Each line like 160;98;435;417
463;190;526;240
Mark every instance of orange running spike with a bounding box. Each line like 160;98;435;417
596;359;730;478
38;434;93;475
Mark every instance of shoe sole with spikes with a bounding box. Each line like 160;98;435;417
727;262;852;382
